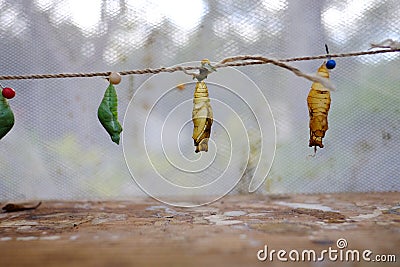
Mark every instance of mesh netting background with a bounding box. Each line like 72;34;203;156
0;0;399;201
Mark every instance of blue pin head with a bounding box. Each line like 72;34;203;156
326;59;336;69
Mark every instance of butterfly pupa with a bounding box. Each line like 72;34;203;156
307;62;331;152
192;80;213;153
98;83;123;144
0;88;15;140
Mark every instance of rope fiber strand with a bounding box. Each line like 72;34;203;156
0;48;398;83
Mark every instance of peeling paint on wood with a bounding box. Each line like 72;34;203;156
0;193;399;267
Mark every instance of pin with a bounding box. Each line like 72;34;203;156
325;44;336;69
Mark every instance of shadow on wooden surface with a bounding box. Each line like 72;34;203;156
1;192;399;267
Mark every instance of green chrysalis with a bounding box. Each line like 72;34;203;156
0;88;15;140
98;83;123;144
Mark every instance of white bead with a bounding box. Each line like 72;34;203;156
109;72;121;85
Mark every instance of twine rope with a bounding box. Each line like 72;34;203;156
0;48;398;84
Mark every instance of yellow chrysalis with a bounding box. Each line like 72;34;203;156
192;81;213;153
307;62;331;151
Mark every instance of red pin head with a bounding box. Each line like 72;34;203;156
2;87;16;99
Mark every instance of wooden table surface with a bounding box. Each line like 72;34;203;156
1;192;399;267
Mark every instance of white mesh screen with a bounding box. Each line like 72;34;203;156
0;0;399;201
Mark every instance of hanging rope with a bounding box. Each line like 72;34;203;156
0;48;398;83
